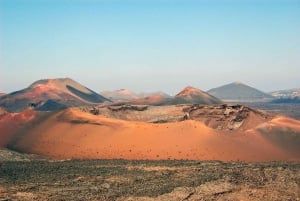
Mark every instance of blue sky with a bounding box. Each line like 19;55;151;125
1;0;300;94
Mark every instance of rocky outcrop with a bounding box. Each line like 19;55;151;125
183;104;273;130
0;107;8;115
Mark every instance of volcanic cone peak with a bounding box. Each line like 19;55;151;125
173;86;222;104
29;78;90;93
176;86;207;97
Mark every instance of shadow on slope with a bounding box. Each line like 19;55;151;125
35;100;68;111
66;85;110;103
258;126;300;158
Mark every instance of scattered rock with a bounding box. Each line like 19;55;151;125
101;183;110;189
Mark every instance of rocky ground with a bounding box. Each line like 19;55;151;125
0;150;300;201
80;103;273;131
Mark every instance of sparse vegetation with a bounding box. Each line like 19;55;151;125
0;158;299;200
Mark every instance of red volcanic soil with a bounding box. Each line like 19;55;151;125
4;108;300;162
0;109;37;147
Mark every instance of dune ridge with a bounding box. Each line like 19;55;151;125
2;107;299;162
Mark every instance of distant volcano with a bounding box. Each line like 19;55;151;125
100;89;171;101
0;78;110;112
100;89;140;101
169;86;222;105
208;82;273;101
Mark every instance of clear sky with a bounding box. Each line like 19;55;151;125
1;0;299;95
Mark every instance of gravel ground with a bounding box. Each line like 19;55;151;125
1;155;300;201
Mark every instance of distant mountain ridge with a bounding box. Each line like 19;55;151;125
100;89;171;101
100;89;140;101
270;88;300;98
111;86;221;106
208;82;273;101
138;91;171;99
132;86;221;105
0;78;110;112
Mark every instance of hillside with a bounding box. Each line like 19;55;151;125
0;78;110;112
1;105;300;162
208;82;273;101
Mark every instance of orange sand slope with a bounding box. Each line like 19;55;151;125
0;109;37;147
3;108;300;162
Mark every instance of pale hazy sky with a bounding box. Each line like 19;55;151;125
1;0;300;95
